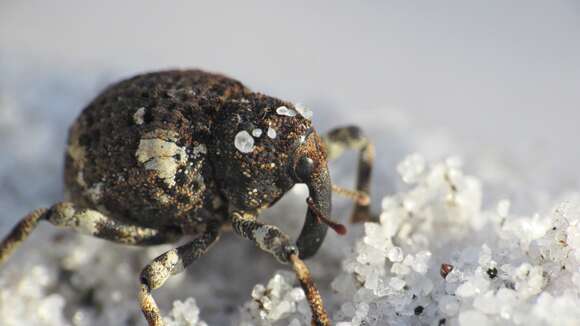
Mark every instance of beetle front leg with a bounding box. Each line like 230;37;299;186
45;203;182;245
0;203;180;266
323;125;375;223
0;208;50;265
139;222;220;326
231;212;330;326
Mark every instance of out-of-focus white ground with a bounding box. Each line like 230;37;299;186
1;1;579;325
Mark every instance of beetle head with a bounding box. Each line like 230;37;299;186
213;94;339;259
213;94;313;212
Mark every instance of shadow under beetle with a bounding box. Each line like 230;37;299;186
0;70;374;326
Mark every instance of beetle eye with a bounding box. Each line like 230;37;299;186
295;156;314;182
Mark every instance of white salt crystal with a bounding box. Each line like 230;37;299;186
478;244;492;266
416;278;434;295
251;128;262;137
496;288;516;319
458;310;491;326
297;299;310;317
470;273;490;293
270;300;292;319
355;302;369;318
413;251;432;274
391;263;411;276
381;196;397;211
389;277;406;290
363;268;378;286
473;291;499;315
288;319;302;326
341;302;356;317
276;106;297;117
288;288;305;301
402;254;415;267
397;153;426;183
164;298;207;326
267;127;277;139
294;103;313;120
388;247;404;262
336;322;352;326
456;281;477;297
514;263;532;280
497;199;511;217
234;130;255;153
252;284;266;299
439;295;460;316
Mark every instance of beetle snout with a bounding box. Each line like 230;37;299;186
291;130;333;259
296;163;332;259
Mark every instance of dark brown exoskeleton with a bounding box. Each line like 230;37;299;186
0;70;374;326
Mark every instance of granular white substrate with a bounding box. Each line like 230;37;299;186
239;155;580;326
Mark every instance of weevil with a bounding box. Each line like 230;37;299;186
0;70;374;326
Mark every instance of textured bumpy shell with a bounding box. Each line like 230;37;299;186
64;70;247;233
64;69;313;235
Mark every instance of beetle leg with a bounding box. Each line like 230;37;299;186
0;208;49;265
323;125;375;223
231;211;297;263
139;223;220;326
0;202;180;266
45;202;181;245
231;212;330;326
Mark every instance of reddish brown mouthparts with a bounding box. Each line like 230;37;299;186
306;197;347;235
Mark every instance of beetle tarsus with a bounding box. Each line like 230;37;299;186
0;208;49;265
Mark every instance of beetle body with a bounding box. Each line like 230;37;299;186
65;70;315;236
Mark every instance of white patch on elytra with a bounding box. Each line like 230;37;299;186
133;107;146;125
136;130;188;187
267;127;277;139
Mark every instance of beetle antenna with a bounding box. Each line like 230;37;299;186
306;197;347;235
332;184;370;206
